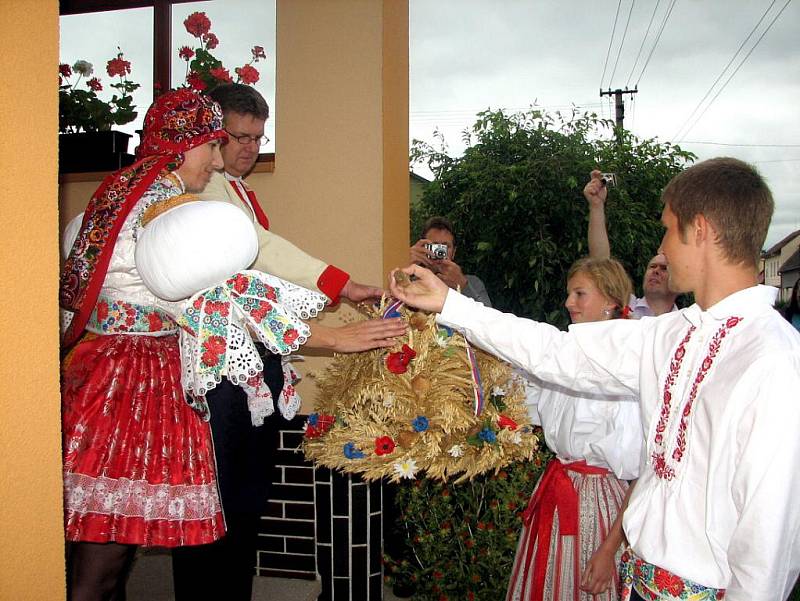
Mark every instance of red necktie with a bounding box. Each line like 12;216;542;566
231;179;270;230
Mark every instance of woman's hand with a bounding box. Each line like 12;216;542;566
307;318;407;352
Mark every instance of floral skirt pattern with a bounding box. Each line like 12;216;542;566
619;549;725;601
62;333;224;547
506;460;629;601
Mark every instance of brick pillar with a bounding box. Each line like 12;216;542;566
315;467;383;601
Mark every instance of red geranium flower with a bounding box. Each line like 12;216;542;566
203;32;219;49
235;64;260;85
374;436;396;456
210;66;232;83
653;567;685;596
252;45;266;60
178;46;195;61
106;55;131;78
59;63;72;78
187;70;207;90
87;77;102;91
184;11;211;38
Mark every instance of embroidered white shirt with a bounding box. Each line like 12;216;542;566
439;285;800;599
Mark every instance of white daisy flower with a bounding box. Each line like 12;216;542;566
394;458;418;479
448;444;464;458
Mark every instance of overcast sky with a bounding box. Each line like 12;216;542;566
61;0;799;248
410;0;799;248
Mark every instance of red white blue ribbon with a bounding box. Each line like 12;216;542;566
466;344;485;416
382;299;404;319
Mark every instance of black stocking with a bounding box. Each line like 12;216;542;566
67;541;137;601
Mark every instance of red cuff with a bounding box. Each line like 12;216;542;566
317;265;350;304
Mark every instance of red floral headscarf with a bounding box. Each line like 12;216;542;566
60;88;227;348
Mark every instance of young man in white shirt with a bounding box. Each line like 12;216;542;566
390;157;800;600
584;170;678;317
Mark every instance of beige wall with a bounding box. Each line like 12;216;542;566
0;1;66;599
58;0;409;409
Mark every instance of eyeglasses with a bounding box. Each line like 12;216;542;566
224;129;270;147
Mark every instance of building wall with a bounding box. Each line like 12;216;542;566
0;1;66;599
765;235;800;289
5;0;407;597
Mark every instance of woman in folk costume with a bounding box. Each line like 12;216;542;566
60;88;403;601
506;257;643;601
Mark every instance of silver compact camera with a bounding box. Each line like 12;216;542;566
425;243;449;260
601;172;617;187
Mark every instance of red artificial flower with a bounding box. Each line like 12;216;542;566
305;424;321;438
653;568;685;596
86;77;102;91
374;435;396;456
432;570;443;580
210;66;232;83
283;329;299;345
147;312;163;332
184;11;211;38
497;415;518;430
235;64;260;85
106;55;131;78
385;343;417;374
252;45;266;60
203;32;219;49
621;305;633;319
178;46;195;61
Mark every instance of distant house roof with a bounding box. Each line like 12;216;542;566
763;228;800;257
410;171;431;184
780;247;800;274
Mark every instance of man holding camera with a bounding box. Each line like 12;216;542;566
584;170;678;317
410;216;492;307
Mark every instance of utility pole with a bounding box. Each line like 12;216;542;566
600;86;638;135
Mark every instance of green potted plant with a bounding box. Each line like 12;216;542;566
58;49;140;172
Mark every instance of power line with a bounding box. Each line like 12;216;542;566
634;0;678;86
674;0;793;142
671;0;778;142
609;0;636;85
626;0;661;87
680;141;800;148
752;158;800;163
600;0;623;89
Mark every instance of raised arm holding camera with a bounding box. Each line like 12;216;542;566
584;170;677;317
410;216;492;307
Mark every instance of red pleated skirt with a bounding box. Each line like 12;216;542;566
62;333;225;547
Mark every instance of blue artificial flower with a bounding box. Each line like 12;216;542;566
343;442;365;459
411;416;429;433
308;413;319;426
478;427;497;444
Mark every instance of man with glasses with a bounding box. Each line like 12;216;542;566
173;83;383;600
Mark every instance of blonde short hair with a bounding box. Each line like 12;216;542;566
567;257;634;318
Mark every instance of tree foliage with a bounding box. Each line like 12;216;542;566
411;108;695;327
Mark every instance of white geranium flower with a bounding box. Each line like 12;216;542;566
491;386;506;397
448;444;464;458
394;458;418;479
72;60;94;77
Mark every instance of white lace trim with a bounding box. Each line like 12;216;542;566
63;473;221;521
